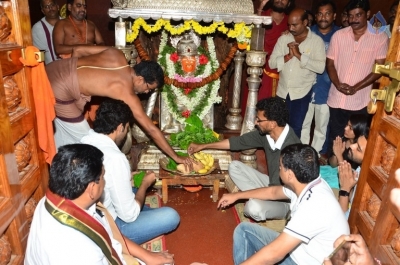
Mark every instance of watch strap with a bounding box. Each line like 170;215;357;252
339;190;350;197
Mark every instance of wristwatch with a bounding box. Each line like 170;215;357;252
339;190;350;197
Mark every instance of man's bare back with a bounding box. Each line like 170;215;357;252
75;47;132;98
47;46;191;166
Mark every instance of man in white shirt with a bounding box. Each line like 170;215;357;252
25;144;174;265
269;8;326;138
81;99;180;244
31;0;60;64
218;144;349;265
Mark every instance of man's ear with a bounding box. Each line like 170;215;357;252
287;169;295;181
366;10;370;19
86;182;96;200
116;123;124;133
333;13;337;21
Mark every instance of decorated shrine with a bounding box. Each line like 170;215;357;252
109;0;271;169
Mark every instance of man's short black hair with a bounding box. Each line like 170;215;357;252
316;0;337;13
133;60;164;89
256;97;289;127
346;0;370;12
49;144;104;200
281;144;319;184
93;99;134;135
263;0;295;14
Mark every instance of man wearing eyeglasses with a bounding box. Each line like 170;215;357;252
188;97;300;221
31;0;61;64
53;0;104;58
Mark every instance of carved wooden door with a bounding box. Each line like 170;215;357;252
348;6;400;265
0;0;49;263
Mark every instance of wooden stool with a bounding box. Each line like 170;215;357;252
158;161;227;203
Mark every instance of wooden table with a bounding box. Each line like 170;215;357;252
158;161;227;203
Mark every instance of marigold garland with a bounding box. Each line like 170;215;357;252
126;18;252;45
134;38;237;89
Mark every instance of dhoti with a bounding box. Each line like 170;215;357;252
54;117;90;149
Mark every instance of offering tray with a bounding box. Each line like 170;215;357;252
158;159;227;203
159;157;218;176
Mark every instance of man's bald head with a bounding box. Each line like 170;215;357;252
288;8;309;36
289;8;309;22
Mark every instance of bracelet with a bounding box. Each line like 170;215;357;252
374;258;381;265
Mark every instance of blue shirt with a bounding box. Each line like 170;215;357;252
310;24;340;104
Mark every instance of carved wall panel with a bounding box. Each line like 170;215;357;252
380;142;396;175
366;193;381;222
393;95;400;120
0;6;12;44
392;228;400;258
4;75;21;113
24;197;37;229
0;234;11;265
14;137;31;173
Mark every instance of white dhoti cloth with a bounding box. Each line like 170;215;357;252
54;117;90;149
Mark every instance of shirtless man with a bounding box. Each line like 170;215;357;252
53;0;104;58
46;46;190;166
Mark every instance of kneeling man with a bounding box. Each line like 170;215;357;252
81;99;180;244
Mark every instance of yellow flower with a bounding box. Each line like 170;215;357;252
125;17;252;43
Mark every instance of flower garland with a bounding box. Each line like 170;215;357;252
126;18;252;46
157;31;222;123
134;38;238;89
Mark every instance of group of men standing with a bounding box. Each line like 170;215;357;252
32;0;104;64
256;0;389;163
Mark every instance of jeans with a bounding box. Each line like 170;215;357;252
233;222;297;265
284;90;313;138
115;188;180;244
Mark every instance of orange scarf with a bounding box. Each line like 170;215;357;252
19;46;56;163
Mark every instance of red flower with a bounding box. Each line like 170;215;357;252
199;54;209;65
182;110;191;118
170;52;179;63
183;87;192;95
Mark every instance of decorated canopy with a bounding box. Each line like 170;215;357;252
109;0;271;25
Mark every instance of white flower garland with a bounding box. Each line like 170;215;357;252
158;31;222;124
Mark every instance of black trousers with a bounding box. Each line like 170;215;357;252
326;106;369;156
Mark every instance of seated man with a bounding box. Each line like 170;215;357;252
338;133;369;218
46;45;190;167
81;99;180;244
25;144;174;265
218;144;349;265
188;97;300;220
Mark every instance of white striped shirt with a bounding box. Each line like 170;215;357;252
326;26;388;110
